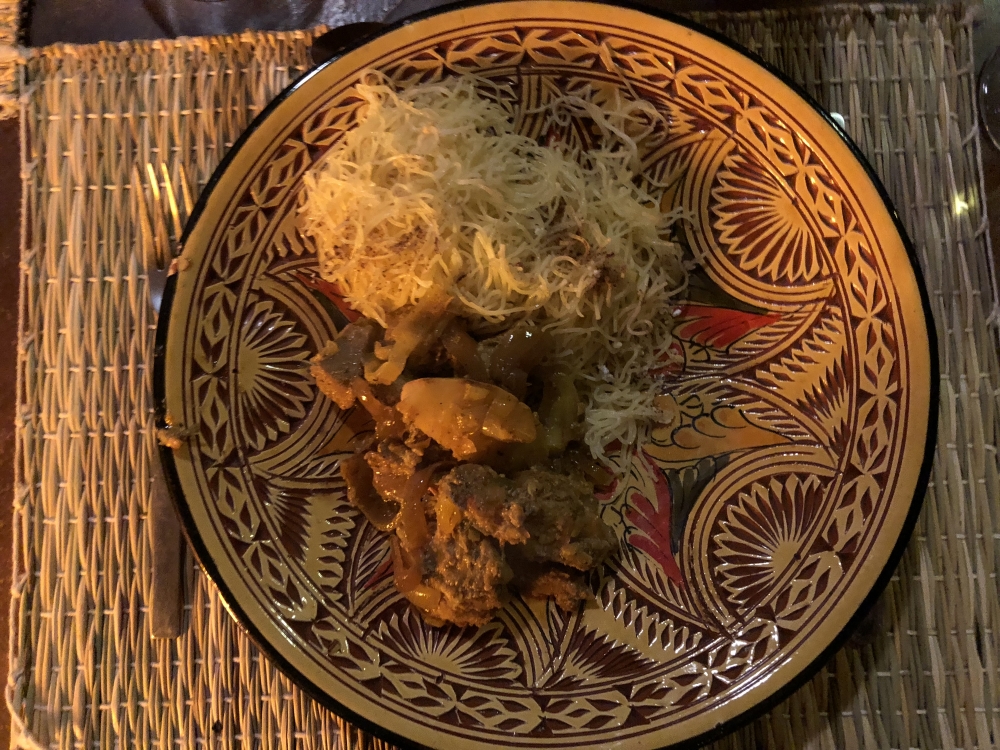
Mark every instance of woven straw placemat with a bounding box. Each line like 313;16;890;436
0;0;23;118
9;4;1000;749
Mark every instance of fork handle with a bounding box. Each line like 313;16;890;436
150;454;185;638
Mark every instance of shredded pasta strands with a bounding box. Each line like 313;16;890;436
300;73;687;457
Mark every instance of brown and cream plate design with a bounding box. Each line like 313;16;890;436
155;3;936;748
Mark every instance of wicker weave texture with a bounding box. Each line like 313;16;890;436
9;5;1000;750
0;0;22;118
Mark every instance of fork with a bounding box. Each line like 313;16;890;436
133;162;194;638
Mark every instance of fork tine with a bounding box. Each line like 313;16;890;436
132;164;155;271
177;163;194;220
145;162;160;204
136;162;185;640
145;163;170;270
160;163;183;246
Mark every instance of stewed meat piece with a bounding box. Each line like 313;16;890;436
436;463;616;572
322;301;618;627
311;320;382;409
511;563;591;613
436;464;529;545
400;463;615;624
512;468;618;571
419;525;511;628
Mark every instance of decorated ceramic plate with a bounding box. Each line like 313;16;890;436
155;2;937;748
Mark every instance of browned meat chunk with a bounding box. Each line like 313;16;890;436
419;525;511;627
436;464;616;572
313;305;618;627
514;468;617;570
366;441;420;504
437;464;528;544
370;371;410;407
310;321;382;409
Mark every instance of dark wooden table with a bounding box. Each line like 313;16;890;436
0;115;19;750
2;2;998;748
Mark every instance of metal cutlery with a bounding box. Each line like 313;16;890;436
133;161;193;639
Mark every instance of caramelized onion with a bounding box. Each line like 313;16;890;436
441;321;490;381
537;372;581;453
577;456;612;487
482;388;537;443
397;378;536;460
366;288;453;385
391;536;421;593
404;584;443;611
341;453;398;531
488;325;551;399
435;492;463;539
394;464;437;552
350;377;405;440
